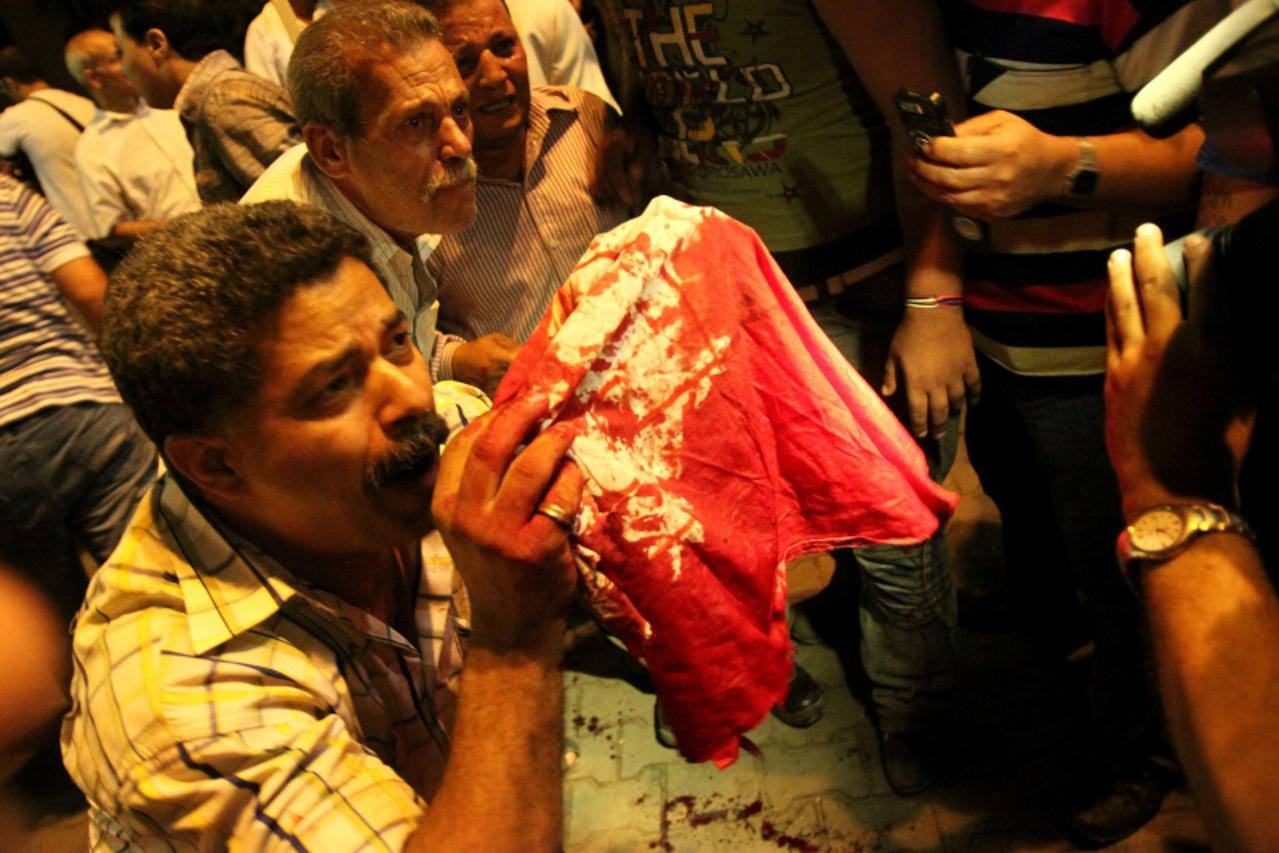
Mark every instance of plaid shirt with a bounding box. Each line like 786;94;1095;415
62;383;489;851
174;50;301;204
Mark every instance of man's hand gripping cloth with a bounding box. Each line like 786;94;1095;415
494;197;958;766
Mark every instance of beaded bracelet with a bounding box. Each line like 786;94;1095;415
904;294;963;309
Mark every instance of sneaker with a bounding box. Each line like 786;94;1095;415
1064;757;1179;848
770;664;825;728
879;731;944;796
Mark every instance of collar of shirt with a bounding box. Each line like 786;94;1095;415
173;49;241;127
90;102;146;128
154;473;425;661
300;153;443;287
486;85;582;188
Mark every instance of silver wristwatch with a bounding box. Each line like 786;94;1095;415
1117;502;1255;574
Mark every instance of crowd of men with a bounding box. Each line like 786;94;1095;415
1;0;1276;849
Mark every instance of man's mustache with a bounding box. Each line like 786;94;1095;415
423;158;478;200
363;412;451;494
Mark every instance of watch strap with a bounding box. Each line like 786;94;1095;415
1118;502;1256;589
1066;138;1099;198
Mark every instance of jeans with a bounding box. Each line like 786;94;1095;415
965;358;1160;750
0;403;157;616
806;269;958;734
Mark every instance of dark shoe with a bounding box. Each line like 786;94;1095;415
653;700;677;749
770;664;825;728
1064;758;1179;848
879;731;944;796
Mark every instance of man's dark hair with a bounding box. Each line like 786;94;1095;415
0;47;43;84
102;201;374;447
289;0;441;138
113;0;238;61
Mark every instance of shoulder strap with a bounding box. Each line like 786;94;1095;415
25;94;86;133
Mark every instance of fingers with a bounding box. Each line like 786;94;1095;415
928;389;951;439
455;396;549;508
906;386;930;438
1183;233;1223;332
496;421;579;523
528;460;585;541
1107;247;1142;358
923;135;996;170
912;157;990;192
963;361;982;405
880;358;898;398
1131;223;1182;335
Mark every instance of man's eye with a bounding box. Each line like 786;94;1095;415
321;374;355;398
494;37;515;57
406;114;422;130
452;102;469;120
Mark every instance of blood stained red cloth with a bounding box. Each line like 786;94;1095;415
494;197;957;766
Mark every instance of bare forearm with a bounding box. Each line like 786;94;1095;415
406;623;565;852
109;219;165;240
813;0;966;296
50;256;108;338
1050;124;1205;214
1141;533;1279;852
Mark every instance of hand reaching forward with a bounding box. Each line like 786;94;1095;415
431;397;583;651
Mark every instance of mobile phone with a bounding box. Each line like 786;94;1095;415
895;89;955;154
894;88;989;249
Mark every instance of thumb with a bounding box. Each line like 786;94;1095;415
881;358;897;398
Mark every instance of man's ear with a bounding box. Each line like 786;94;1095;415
304;123;351;180
164;433;247;500
81;67;103;97
144;27;170;61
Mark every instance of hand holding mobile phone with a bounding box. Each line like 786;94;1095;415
894;88;989;248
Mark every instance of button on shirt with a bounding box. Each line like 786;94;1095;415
242;144;467;379
74;103;201;239
431;86;627;343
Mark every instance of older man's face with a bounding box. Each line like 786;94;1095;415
220;257;446;557
436;0;530;155
340;38;478;243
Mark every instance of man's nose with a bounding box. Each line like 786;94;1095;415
476;50;507;90
440;113;472;162
373;357;434;432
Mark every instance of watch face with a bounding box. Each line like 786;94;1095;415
1130;508;1186;551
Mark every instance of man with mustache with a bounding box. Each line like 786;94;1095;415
243;0;519;395
61;200;581;850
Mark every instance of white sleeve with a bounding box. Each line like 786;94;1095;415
510;0;620;113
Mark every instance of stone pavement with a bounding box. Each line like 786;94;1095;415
561;446;1212;853
562;615;1209;853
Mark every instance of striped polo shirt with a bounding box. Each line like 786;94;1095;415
0;175;118;430
944;0;1228;375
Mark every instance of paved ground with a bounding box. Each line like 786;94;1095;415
560;451;1212;853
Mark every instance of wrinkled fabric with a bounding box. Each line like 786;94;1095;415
494;197;957;765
